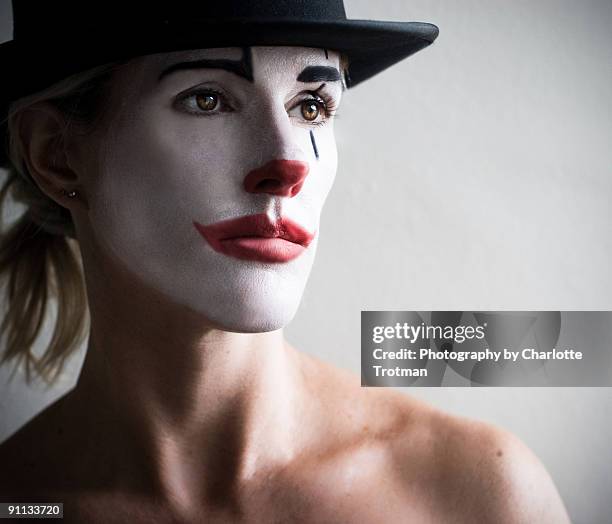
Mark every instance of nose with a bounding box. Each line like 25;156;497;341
243;159;310;197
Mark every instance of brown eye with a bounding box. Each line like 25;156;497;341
301;99;320;121
195;93;218;111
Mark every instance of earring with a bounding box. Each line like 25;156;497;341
62;188;77;198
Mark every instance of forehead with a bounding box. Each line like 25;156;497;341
117;46;342;87
153;46;340;69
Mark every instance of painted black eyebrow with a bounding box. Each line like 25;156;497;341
297;66;342;83
158;48;254;83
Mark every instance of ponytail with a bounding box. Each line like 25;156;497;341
0;170;88;385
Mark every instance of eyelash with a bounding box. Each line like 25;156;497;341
175;88;339;127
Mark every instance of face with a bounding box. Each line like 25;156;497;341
79;46;343;332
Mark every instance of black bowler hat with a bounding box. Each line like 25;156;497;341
0;0;439;168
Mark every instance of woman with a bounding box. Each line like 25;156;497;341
0;1;570;522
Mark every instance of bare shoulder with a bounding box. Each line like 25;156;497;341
295;352;570;523
385;395;572;524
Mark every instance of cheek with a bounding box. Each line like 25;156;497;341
306;125;338;206
94;105;246;222
89;110;232;273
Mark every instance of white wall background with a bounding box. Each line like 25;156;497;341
1;1;611;522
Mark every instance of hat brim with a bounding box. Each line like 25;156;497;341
0;18;439;167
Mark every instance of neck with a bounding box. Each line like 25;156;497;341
68;241;308;513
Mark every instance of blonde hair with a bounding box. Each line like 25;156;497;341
0;62;122;386
0;49;350;386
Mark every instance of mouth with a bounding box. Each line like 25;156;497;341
193;213;315;263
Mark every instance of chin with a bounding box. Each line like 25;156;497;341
186;250;316;333
198;293;302;333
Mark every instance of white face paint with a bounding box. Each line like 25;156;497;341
84;46;343;332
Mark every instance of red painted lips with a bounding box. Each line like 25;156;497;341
193;213;315;263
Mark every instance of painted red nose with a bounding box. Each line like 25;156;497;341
243;159;309;197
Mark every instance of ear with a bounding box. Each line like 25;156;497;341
17;101;85;210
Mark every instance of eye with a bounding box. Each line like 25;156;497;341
175;88;231;116
290;94;338;127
